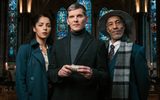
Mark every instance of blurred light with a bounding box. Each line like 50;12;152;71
135;0;140;13
145;0;148;13
27;0;32;13
19;0;22;13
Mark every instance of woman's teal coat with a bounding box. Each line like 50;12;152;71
16;39;52;100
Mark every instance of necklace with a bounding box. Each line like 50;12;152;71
39;45;48;55
39;45;49;71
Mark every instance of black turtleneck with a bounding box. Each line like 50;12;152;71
70;29;85;63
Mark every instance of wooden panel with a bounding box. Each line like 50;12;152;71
148;94;160;100
0;85;17;100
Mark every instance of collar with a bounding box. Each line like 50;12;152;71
70;28;86;36
30;39;50;49
109;40;121;54
109;40;121;47
30;39;39;47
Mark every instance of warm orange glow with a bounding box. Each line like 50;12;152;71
19;0;22;13
135;0;140;13
144;0;148;12
27;0;32;13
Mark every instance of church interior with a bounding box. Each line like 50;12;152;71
0;0;160;100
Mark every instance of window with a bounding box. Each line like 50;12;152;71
56;7;68;39
98;7;110;41
8;0;18;59
149;0;157;78
77;0;92;33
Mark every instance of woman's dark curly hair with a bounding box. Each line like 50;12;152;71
24;12;54;45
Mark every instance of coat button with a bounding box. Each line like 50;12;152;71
30;76;34;81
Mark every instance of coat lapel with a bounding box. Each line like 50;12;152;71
74;33;92;64
32;47;45;71
60;36;72;64
48;45;52;65
66;36;72;64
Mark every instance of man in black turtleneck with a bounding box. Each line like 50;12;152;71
70;29;85;64
49;3;109;100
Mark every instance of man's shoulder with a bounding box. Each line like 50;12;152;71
131;43;145;55
132;43;144;50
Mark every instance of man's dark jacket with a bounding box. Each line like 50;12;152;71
48;32;109;100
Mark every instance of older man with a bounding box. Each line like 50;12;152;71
98;10;149;100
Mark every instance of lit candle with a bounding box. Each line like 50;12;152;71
144;0;148;13
27;0;32;13
14;65;16;69
19;0;23;13
135;0;140;13
5;62;8;70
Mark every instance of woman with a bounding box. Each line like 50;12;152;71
16;13;53;100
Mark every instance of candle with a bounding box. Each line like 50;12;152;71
5;62;8;70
